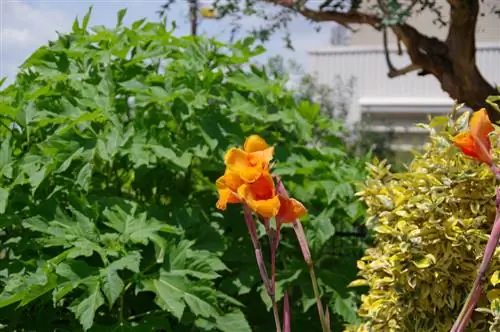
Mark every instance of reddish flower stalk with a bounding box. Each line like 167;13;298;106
243;204;281;332
282;291;291;332
262;216;285;332
324;306;331;331
242;205;273;298
450;108;500;332
275;176;329;332
243;205;282;332
451;188;500;332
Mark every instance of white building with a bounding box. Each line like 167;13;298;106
307;1;500;151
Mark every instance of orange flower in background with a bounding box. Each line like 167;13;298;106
276;196;308;223
224;135;274;183
453;108;495;165
216;169;244;210
237;172;281;218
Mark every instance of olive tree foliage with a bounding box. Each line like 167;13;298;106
159;0;500;122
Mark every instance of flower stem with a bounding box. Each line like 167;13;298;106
243;205;272;295
283;291;291;332
265;218;283;332
272;300;282;332
274;176;329;332
451;186;500;332
243;205;281;332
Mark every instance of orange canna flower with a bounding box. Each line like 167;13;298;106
276;196;308;223
453;108;495;165
216;169;244;210
237;172;281;218
224;135;274;183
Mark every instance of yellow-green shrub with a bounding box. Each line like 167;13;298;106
346;113;500;332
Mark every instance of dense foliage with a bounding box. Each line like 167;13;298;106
348;112;500;331
0;10;369;331
161;0;500;123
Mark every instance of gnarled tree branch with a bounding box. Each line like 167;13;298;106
382;27;420;78
267;0;499;121
265;0;380;27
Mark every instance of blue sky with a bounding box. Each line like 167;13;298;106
0;0;333;84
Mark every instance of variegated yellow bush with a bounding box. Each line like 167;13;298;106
345;112;500;332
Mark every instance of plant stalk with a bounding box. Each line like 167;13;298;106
274;176;329;332
451;185;500;332
283;291;291;332
308;261;329;332
243;205;281;332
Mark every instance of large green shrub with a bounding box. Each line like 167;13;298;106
0;9;368;331
347;113;500;331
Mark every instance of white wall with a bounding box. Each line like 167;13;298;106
307;43;500;124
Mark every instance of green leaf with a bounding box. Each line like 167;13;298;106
18;270;59;307
297;100;320;123
142;273;218;321
119;78;146;91
131;17;146;29
76;163;93;191
412;254;436;269
72;17;80;33
0;138;12;170
142;276;186;320
81;6;93;32
100;269;123;308
116;8;127;27
56;147;84;173
308;209;336;252
333;294;360;325
0;187;8;214
215;310;252;332
101;252;141;306
70;280;105;331
150;145;192;169
103;205;180;245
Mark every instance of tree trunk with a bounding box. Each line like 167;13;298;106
189;0;198;36
393;23;500;122
392;0;500;122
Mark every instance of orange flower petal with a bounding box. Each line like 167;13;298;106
238;173;280;218
250;147;274;166
277;197;307;223
222;169;244;191
470;108;494;141
453;132;492;164
250;196;281;219
216;187;232;210
453;132;476;155
239;184;280;218
224;148;249;167
469;108;494;164
215;174;241;210
244;135;269;153
224;148;262;182
248;172;276;198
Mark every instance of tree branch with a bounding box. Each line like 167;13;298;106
382;27;420;78
265;0;381;27
264;0;499;120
